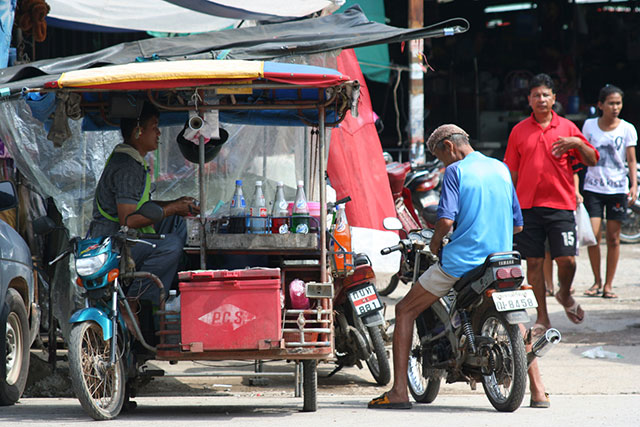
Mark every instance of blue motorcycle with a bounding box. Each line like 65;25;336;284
36;202;165;420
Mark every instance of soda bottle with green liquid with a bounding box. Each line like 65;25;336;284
291;180;310;234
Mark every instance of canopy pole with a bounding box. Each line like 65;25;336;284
319;106;327;284
198;132;206;269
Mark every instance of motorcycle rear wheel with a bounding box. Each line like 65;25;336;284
68;321;125;420
407;323;442;403
364;324;391;386
477;309;526;412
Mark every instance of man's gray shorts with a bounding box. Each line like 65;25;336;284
417;262;460;297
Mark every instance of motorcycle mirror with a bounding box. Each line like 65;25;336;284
382;152;393;164
383;217;403;231
32;216;58;235
134;202;164;224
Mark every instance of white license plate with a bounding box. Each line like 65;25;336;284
491;289;538;312
348;285;382;316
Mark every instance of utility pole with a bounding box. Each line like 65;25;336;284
408;0;424;165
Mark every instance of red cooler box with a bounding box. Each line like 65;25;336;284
178;268;281;351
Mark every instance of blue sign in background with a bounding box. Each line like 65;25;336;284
0;0;16;68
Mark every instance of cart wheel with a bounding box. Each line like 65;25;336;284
301;360;317;412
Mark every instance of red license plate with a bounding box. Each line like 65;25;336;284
348;284;382;316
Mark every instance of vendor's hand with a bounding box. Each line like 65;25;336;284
629;186;638;205
576;191;584;204
172;196;201;217
551;136;581;158
429;238;442;258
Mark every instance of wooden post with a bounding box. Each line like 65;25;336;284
408;0;424;164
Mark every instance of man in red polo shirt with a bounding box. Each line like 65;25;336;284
504;73;599;334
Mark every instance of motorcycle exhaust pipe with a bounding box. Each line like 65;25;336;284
189;114;204;131
527;328;561;367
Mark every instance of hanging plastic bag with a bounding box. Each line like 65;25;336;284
576;203;597;247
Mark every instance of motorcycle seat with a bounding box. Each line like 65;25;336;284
452;262;486;292
452;251;521;292
354;253;370;266
386;162;411;198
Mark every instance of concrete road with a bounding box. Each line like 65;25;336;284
0;395;637;426
7;242;640;426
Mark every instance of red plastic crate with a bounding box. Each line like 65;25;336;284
179;268;281;351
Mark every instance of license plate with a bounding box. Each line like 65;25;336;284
348;284;383;317
491;289;538;312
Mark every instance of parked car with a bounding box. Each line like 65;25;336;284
0;180;39;405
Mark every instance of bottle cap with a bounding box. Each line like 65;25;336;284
277;181;284;186
297;180;304;187
236;179;242;185
256;180;262;186
169;290;177;296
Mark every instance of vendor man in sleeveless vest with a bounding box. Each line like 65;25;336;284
89;102;200;315
504;74;599;331
369;124;524;409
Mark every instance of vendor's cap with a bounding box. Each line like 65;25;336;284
426;124;469;153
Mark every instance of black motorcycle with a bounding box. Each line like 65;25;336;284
381;218;561;412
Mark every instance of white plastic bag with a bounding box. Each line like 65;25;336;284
576;203;597;247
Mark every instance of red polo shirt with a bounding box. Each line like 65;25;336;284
504;111;598;210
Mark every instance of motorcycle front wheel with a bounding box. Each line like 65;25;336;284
407;321;442;403
68;321;125;420
476;309;526;412
377;273;400;296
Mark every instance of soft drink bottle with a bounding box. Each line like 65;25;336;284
291;180;310;234
228;179;246;233
249;180;268;233
332;205;353;273
271;181;290;234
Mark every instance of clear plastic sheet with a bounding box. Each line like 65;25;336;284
0;95;331;337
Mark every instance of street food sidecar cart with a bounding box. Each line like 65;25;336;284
18;59;360;413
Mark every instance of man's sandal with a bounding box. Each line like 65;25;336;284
530;392;550;408
368;393;412;409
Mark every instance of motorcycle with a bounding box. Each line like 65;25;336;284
34;202;166;420
384;155;444;230
328;197;391;385
621;165;640;244
379;159;443;296
404;159;444;227
381;217;561;412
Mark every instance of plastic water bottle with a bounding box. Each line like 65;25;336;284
271;181;290;234
249;180;268;234
289;279;310;309
332;205;353;273
291;180;310;234
164;290;180;345
229;179;247;233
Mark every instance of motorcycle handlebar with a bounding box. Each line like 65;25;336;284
381;243;403;255
138;233;165;240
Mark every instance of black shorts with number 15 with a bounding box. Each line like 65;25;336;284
513;207;577;259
